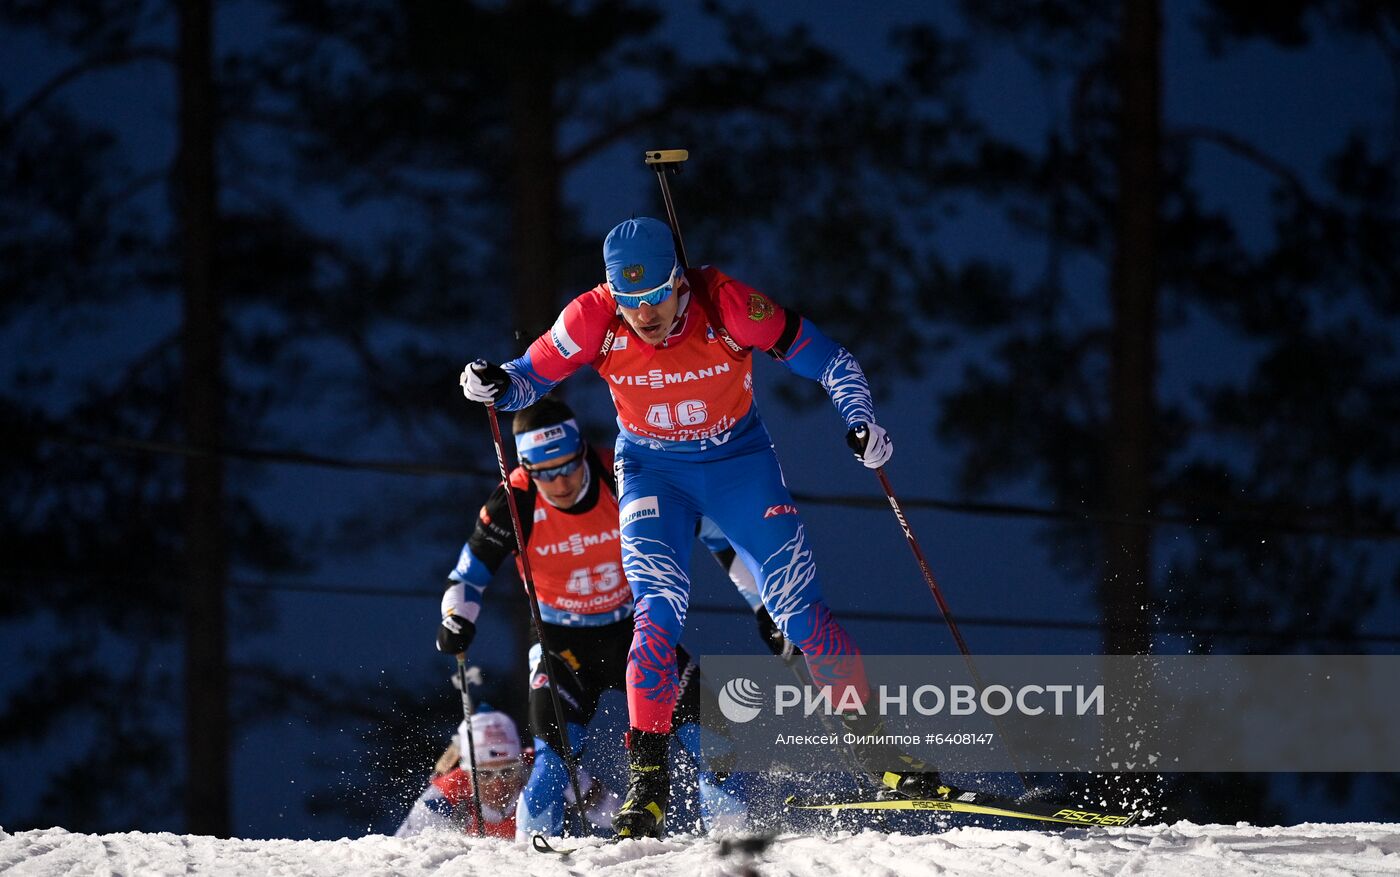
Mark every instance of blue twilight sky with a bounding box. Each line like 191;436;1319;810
1;0;1396;838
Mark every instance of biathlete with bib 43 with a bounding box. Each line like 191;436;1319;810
437;395;793;837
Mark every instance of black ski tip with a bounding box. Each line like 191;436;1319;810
532;832;633;855
531;833;571;856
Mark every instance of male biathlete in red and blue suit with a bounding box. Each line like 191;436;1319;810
461;217;946;838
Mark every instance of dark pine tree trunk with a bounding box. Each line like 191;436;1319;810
505;0;562;663
176;0;229;836
1102;0;1160;656
508;0;561;345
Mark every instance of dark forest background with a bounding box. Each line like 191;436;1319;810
1;0;1397;838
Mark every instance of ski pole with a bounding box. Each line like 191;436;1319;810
454;658;485;836
853;427;1033;793
869;465;974;661
644;149;690;269
483;401;590;834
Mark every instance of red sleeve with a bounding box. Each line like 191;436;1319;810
432;768;474;806
522;286;616;383
702;267;788;351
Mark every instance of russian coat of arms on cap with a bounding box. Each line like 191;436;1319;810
622;264;645;284
747;292;774;321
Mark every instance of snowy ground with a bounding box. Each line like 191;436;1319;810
2;822;1398;877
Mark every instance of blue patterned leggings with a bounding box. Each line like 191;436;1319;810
615;433;869;732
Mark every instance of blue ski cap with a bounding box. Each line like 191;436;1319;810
514;417;582;468
604;217;677;295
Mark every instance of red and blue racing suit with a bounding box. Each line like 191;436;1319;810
495;266;880;732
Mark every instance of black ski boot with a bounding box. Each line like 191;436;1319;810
613;729;671;839
839;711;952;800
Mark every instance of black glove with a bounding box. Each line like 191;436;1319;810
754;606;798;660
459;359;511;405
437;614;476;656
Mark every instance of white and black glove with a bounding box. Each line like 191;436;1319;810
846;423;893;469
459;359;510;405
755;606;798;661
436;583;478;655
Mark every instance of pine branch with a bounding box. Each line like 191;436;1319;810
3;46;176;130
1172;124;1317;206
